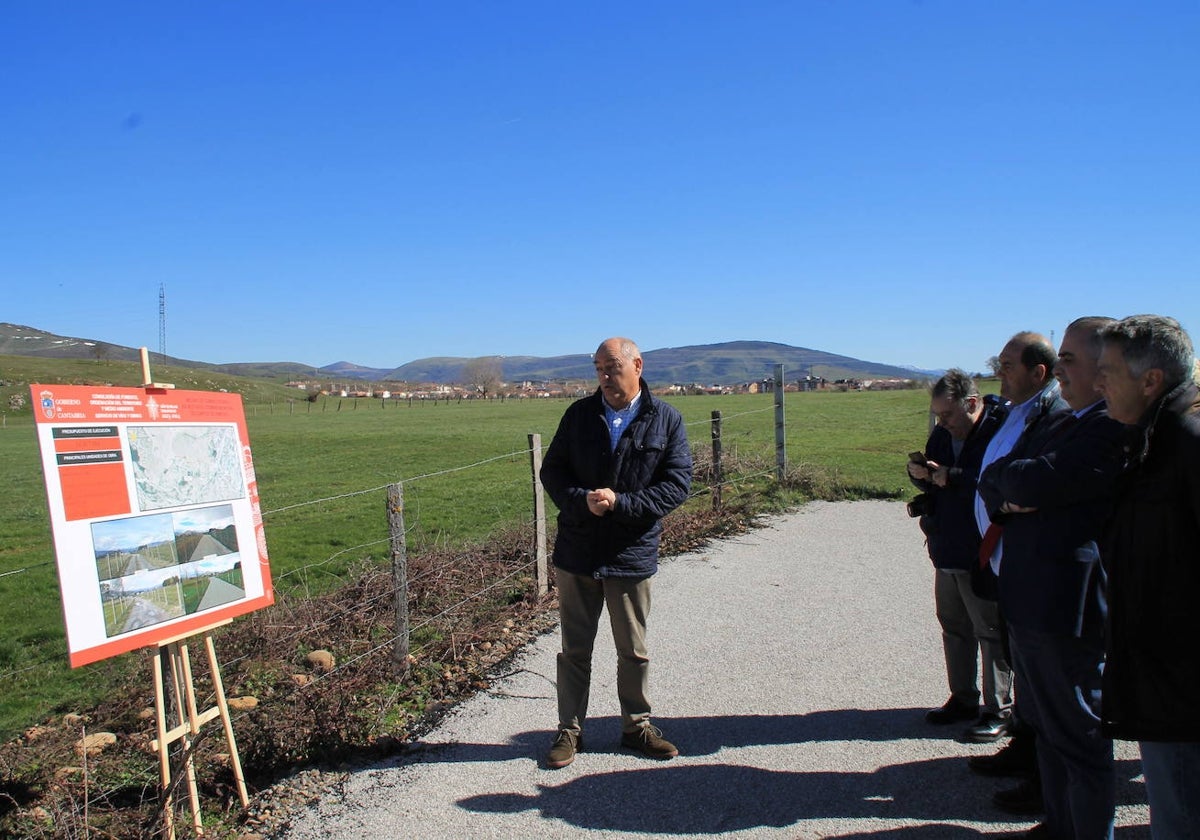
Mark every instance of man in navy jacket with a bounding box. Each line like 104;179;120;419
908;370;1012;739
540;337;692;769
978;317;1126;840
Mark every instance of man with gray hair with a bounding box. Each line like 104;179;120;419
908;369;1013;740
1097;314;1200;838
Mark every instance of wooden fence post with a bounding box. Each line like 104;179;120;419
774;363;786;482
710;410;723;511
528;434;548;596
386;483;410;676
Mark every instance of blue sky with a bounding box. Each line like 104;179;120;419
4;1;1197;373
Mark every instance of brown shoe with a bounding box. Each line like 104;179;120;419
620;725;679;760
547;729;582;769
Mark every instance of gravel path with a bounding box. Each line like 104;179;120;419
274;500;1149;840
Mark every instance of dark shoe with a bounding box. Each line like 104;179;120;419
620;724;679;760
966;711;1012;743
546;729;582;769
968;738;1038;777
924;697;979;725
992;777;1045;815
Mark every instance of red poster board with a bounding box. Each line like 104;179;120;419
31;384;274;667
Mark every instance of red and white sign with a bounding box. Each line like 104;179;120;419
31;384;274;667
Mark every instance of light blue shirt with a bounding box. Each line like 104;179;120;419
974;383;1060;573
603;392;642;452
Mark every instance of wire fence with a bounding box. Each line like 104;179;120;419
0;391;831;835
0;402;783;699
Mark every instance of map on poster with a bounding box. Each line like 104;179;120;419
30;384;274;667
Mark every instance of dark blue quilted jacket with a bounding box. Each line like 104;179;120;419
540;382;692;579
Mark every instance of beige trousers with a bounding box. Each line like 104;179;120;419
555;569;652;735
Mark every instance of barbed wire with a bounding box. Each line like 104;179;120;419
261;448;536;517
2;406;777;693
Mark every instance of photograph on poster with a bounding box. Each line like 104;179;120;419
93;505;246;638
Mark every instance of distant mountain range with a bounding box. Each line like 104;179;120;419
0;324;940;386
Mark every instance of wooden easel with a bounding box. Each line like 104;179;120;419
138;349;247;838
152;622;249;839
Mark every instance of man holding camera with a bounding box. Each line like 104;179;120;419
908;369;1012;742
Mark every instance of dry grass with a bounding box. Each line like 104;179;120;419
0;490;774;839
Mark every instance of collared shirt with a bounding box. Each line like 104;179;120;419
603;391;642;452
1074;398;1103;419
974;383;1057;572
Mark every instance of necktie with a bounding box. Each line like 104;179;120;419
979;523;1002;569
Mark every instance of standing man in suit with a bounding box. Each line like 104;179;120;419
978;317;1126;840
1096;315;1200;838
968;332;1067;817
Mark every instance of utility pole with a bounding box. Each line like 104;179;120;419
158;284;168;364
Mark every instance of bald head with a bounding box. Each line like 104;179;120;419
998;332;1057;404
594;337;644;410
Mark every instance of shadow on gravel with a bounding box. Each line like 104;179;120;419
456;755;1147;836
457;758;1017;833
425;711;1148;836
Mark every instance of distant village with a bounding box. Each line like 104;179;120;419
283;374;924;402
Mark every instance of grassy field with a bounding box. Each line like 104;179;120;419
0;386;937;738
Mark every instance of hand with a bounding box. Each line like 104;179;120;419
906;461;932;482
1000;501;1037;514
929;465;949;488
587;488;617;516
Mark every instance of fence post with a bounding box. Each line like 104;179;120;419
386;483;410;676
528;433;549;596
710;410;723;511
774;363;786;482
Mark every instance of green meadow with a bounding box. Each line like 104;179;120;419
0;386;937;738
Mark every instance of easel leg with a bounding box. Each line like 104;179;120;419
174;641;204;834
205;633;250;807
151;621;246;837
153;646;177;840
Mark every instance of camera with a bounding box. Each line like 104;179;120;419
906;493;933;518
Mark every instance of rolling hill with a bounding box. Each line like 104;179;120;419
0;324;936;386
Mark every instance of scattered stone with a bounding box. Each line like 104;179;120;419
290;673;313;687
27;806;51;824
23;725;53;743
305;650;336;673
53;766;83;783
62;713;85;728
228;695;259;711
76;732;117;757
137;708;156;722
